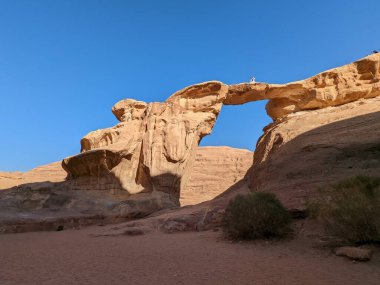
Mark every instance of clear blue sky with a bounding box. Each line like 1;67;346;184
0;0;379;171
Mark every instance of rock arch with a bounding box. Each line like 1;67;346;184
62;53;380;205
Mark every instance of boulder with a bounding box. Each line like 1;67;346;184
334;247;372;261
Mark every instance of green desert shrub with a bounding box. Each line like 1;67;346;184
223;192;292;240
312;175;380;244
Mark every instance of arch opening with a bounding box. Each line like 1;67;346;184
180;100;272;206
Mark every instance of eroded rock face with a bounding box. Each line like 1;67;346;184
63;81;229;203
250;96;380;210
2;54;380;232
1;146;252;207
0;187;177;233
62;54;380;208
0;146;251;233
181;146;253;206
226;53;380;120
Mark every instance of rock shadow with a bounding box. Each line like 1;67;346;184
250;110;380;210
0;172;181;234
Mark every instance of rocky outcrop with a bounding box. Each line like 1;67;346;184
226;53;380;120
2;54;380;233
181;146;253;206
62;53;380;208
0;162;66;190
250;96;380;210
334;247;372;262
0;187;176;233
62;81;229;204
0;145;251;233
1;147;252;206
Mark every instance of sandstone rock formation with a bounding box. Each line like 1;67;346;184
181;146;252;206
0;162;66;190
1;147;252;206
334;247;372;262
250;96;380;210
63;81;229;204
226;53;380;120
0;187;177;233
62;53;380;209
0;145;252;233
2;53;380;233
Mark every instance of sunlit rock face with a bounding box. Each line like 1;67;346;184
226;53;380;120
0;162;66;190
181;146;253;206
63;82;228;203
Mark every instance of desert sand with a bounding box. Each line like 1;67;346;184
0;227;379;285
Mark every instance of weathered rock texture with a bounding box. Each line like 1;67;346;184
181;146;253;206
226;53;380;120
0;146;251;233
61;53;380;208
62;81;229;204
250;96;380;210
1;147;252;206
0;187;176;233
2;54;380;233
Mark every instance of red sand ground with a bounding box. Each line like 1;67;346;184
0;228;379;285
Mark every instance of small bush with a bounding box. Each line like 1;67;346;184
313;175;380;244
223;192;292;240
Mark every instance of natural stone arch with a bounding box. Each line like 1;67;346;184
62;53;380;204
